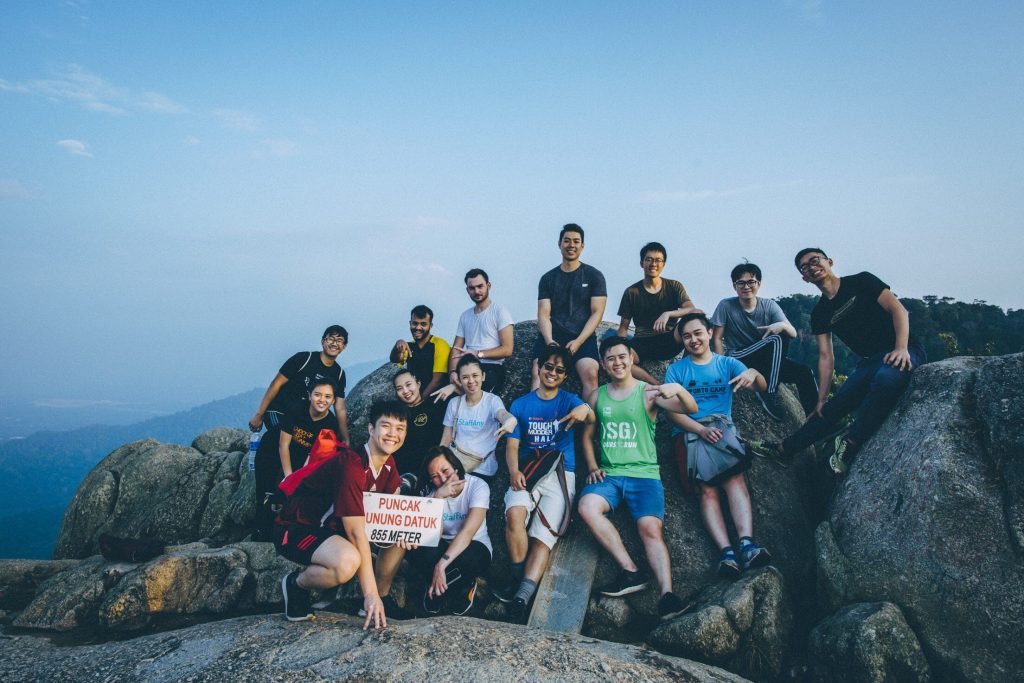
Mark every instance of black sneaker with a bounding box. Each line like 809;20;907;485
508;597;529;624
423;588;444;615
717;548;741;579
491;579;519;604
281;570;314;622
596;569;648;597
657;592;688;621
738;537;772;571
755;391;785;421
449;578;478;616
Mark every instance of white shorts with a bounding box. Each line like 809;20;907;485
503;470;576;549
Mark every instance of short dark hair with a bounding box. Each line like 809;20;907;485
410;304;433;320
464;268;489;284
730;262;762;282
794;248;828;269
678;312;711;332
641;242;667;261
421;445;465;487
559;223;584;242
392;368;418;386
455;353;483;375
538;345;574;370
308;379;337;396
599;335;632;359
368;399;408;426
322;325;348;342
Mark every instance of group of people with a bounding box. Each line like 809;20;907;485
248;224;925;631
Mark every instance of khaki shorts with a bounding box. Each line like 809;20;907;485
503;470;576;549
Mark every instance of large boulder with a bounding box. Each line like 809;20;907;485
348;321;817;638
815;354;1024;682
807;602;930;683
53;428;256;559
0;612;750;682
648;567;794;680
15;541;299;632
0;559;79;611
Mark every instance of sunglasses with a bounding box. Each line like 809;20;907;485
542;362;567;375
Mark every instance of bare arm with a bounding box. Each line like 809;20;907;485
341;515;384;629
389;339;410;363
616;317;630;338
647;382;699;414
448;335;466;378
249;373;288;430
334;398;350;444
878;289;913;371
574;296;607;347
811;333;835;418
440;425;453;446
505;436;525;490
278;431;294;478
423;372;446;397
712;326;726;355
477;325;515;361
538;298;554;346
580;389;603;483
652;302;697;333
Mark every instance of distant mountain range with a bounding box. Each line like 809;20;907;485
0;359;383;559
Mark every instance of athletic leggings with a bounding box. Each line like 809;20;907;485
729;334;818;415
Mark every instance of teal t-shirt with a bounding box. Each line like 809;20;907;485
596;382;660;479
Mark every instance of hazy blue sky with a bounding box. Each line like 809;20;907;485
2;2;1022;423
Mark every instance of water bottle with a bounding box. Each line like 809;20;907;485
248;431;260;472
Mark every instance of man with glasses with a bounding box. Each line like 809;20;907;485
615;242;697;384
494;346;594;623
709;262;818;420
753;249;925;475
250;325;351;539
532;224;607;399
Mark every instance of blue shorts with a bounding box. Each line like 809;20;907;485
580;475;665;520
532;328;600;363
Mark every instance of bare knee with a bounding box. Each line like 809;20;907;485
578;495;607;523
699;484;720;504
636;517;663;541
334;548;361;584
506;506;528;528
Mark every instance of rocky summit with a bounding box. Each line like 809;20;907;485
1;324;1022;682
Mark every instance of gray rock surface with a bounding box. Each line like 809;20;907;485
53;429;256;559
0;559;79;610
0;612;750;682
815;354;1024;682
808;602;930;683
648;567;793;680
15;541;299;632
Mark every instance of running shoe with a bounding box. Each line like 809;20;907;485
596;569;649;597
717;548;741;579
738;537;772;571
657;592;688;621
450;578;478;616
281;570;314;622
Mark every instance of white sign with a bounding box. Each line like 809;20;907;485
363;492;443;547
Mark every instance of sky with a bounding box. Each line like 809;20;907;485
2;1;1022;427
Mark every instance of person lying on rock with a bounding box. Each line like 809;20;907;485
531;223;607;400
578;335;698;622
664;313;773;578
275;399;407;629
493;345;595;624
389;304;451;399
253;379;340;540
749;248;926;475
391;368;447;494
709;262;818;420
614;241;698;385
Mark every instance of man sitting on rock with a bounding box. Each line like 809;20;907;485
274;399;407;629
494;346;594;623
753;249;926;474
578;336;698;621
531;223;607;400
615;241;697;385
389;305;451;398
665;313;773;577
709;262;818;420
441;268;515;396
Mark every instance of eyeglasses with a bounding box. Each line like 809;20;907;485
643;257;665;265
733;279;759;289
324;336;347;345
542;362;567;375
798;256;824;274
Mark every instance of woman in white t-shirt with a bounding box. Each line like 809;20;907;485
407;446;492;615
440;354;516;478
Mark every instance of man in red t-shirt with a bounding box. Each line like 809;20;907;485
274;400;407;629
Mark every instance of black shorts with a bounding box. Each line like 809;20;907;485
274;523;339;566
532;329;600;363
631;332;686;362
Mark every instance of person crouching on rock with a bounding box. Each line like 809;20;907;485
391;368;447;494
664;313;773;578
274;399;408;629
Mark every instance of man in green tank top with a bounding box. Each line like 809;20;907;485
579;336;698;621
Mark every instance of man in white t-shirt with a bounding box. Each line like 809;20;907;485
447;268;516;394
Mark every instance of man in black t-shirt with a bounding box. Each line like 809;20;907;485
758;249;926;474
389;305;451;398
391;368;447;492
532;223;607;399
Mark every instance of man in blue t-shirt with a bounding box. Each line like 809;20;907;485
495;346;594;622
665;313;773;578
